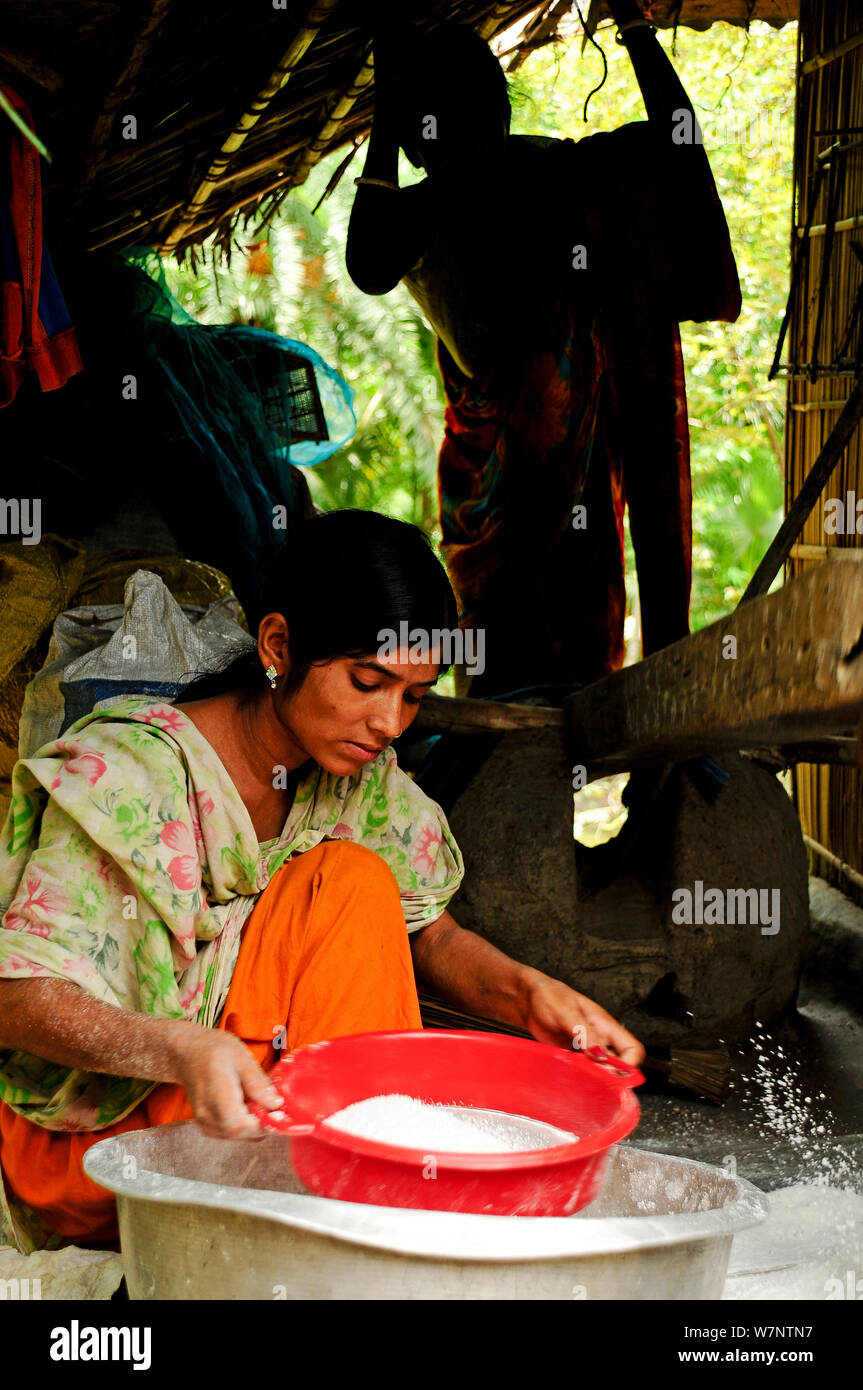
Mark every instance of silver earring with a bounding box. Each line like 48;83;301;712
265;664;277;690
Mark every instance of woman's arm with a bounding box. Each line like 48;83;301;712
409;909;644;1065
346;35;425;295
606;0;697;125
0;978;281;1139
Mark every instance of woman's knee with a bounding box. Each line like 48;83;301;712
316;839;401;902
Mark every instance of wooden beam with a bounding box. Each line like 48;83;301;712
413;692;563;737
743;737;859;768
160;0;341;251
565;561;863;771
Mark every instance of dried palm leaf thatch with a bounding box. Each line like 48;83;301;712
0;0;797;259
0;0;541;258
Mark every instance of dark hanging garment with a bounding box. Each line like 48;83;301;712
431;126;741;695
0;84;82;408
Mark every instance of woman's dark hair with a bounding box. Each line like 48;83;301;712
179;509;459;702
398;23;511;143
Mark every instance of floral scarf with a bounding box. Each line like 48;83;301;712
0;696;463;1134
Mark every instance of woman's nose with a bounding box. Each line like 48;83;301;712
368;693;406;740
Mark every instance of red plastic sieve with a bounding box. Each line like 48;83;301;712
249;1030;643;1216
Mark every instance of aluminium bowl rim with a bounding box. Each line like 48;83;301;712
83;1129;768;1264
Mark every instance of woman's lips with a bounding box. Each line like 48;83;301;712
344;740;383;762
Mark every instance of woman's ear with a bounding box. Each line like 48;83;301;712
257;612;291;670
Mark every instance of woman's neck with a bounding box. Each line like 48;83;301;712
176;690;311;823
234;687;310;781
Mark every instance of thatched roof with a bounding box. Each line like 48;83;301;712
587;1;797;34
0;0;797;258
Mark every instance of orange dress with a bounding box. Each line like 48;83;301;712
0;839;422;1245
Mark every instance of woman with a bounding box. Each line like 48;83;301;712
0;510;642;1251
346;6;741;696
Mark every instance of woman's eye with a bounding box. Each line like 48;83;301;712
404;693;422;706
351;677;378;693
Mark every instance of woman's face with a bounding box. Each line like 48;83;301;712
281;653;438;774
402;99;508;180
258;611;439;775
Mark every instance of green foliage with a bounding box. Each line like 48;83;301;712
163;18;796;635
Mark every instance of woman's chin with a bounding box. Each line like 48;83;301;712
319;744;378;775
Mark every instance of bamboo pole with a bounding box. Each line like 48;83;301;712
172;52;376;250
284;50;375;192
478;3;527;40
161;0;342;251
803;834;863;892
797;212;863;237
801;26;863;76
168;170;309;246
742;370;863;601
790;543;863;561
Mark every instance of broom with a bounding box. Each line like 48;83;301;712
418;994;732;1105
640;1047;731;1106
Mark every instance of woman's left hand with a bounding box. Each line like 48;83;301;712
522;975;645;1066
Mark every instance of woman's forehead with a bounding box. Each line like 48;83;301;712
350;653;438;685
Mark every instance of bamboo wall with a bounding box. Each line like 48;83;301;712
786;0;863;902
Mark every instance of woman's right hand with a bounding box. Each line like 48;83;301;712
169;1027;283;1141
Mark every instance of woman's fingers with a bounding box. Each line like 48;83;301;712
180;1033;277;1140
238;1053;283;1110
196;1063;264;1140
527;981;646;1065
589;1013;645;1067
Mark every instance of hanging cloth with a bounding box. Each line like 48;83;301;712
0;83;82;408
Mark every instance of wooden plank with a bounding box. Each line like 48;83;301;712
413;692;562;736
564;560;863;770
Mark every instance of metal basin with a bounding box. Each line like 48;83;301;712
84;1122;767;1300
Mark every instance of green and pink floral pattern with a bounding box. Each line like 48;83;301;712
0;696;463;1133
